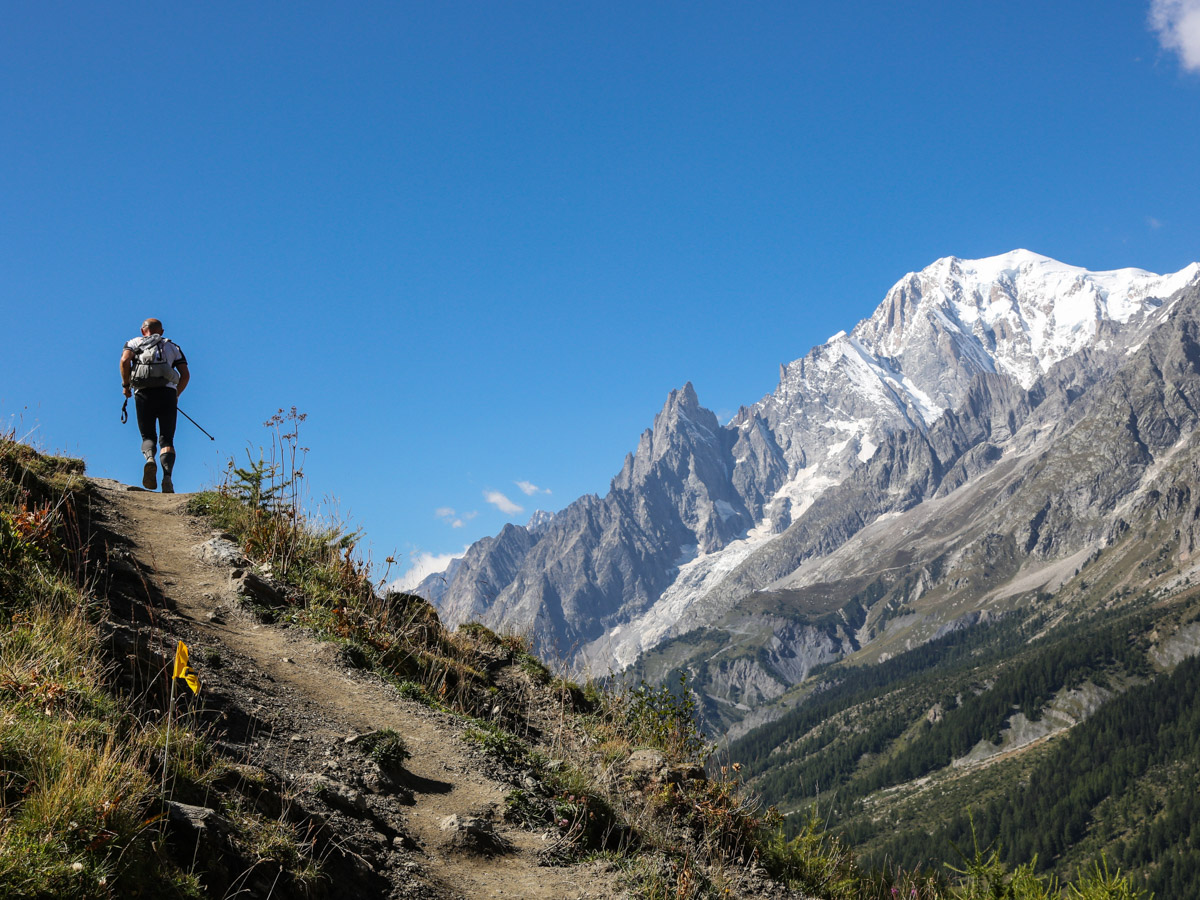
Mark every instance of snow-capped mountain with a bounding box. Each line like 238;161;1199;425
854;250;1199;393
749;250;1199;531
415;251;1200;672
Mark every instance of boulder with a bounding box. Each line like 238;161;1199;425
231;569;287;607
625;749;667;780
197;538;247;567
438;814;510;855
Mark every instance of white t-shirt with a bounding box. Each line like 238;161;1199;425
124;335;187;392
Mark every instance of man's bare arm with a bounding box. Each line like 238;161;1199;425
120;349;134;398
175;362;190;397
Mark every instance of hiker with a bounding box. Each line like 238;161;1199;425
120;318;190;493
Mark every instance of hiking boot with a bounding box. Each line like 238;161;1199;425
161;473;174;494
142;458;157;490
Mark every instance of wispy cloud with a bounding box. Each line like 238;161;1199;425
1146;216;1164;229
484;490;524;515
515;480;551;496
435;507;478;529
391;550;462;592
1150;0;1200;72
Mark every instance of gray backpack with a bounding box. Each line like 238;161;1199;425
130;335;179;389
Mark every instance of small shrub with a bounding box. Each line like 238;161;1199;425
582;679;606;708
655;767;772;863
939;825;1141;900
1065;858;1149;900
948;845;1054;900
463;721;531;767
184;491;218;517
504;788;551;827
620;675;712;763
357;728;411;772
552;677;598;713
498;632;534;655
517;651;552;684
338;640;372;669
393;679;437;706
458;622;501;646
760;811;859;900
552;787;627;853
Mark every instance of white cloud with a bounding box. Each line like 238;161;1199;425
484;490;524;515
436;506;478;528
1150;0;1200;72
390;550;462;592
515;480;551;496
1147;216;1163;229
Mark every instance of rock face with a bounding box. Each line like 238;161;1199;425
432;523;537;627
429;382;772;653
416;251;1200;683
656;278;1200;736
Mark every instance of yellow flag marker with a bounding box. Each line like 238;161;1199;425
172;640;201;694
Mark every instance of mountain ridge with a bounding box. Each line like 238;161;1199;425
410;250;1200;676
637;273;1200;734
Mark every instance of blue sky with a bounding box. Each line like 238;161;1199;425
2;2;1198;585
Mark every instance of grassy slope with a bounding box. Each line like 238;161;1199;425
0;438;205;898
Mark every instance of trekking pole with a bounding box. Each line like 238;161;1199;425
177;407;216;441
120;398;129;424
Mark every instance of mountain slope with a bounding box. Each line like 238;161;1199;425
637;276;1200;730
630;276;1200;893
681;282;1200;897
416;251;1198;673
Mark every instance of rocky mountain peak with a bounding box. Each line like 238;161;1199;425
654;382;716;441
665;380;701;413
526;509;555;534
613;383;723;493
853;251;1200;398
418;250;1200;676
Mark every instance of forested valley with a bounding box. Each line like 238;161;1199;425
727;587;1200;897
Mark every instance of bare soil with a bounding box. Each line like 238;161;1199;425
89;478;624;900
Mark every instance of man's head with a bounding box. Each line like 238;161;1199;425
141;318;164;336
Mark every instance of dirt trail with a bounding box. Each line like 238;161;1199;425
92;478;617;900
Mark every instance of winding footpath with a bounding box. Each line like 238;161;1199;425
92;478;616;900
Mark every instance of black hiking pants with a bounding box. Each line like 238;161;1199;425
134;387;178;453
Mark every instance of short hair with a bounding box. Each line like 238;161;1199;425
142;318;164;334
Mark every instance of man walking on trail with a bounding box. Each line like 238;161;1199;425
120;318;190;493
